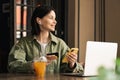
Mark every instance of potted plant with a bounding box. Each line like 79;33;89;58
90;58;120;80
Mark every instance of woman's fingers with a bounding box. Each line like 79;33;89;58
46;55;57;65
67;52;77;63
46;55;57;60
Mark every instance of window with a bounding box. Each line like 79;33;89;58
11;0;68;44
15;0;34;42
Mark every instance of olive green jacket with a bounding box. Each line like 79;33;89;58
8;33;83;74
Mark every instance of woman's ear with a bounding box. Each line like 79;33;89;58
36;17;41;24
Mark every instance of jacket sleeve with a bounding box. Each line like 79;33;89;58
60;62;84;74
59;39;84;74
8;39;34;73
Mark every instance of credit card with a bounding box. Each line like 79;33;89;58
47;52;59;57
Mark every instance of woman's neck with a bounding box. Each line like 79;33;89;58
36;32;50;44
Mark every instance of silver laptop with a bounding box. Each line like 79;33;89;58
61;41;118;76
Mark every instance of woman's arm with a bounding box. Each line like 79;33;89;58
59;39;84;74
8;39;34;73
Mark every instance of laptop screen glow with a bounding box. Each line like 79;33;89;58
84;41;118;76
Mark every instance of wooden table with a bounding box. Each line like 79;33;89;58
0;73;94;80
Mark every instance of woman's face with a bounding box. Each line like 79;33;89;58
38;10;57;32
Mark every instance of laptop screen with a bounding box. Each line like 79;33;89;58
84;41;118;76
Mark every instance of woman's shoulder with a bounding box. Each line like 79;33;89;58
50;33;66;44
52;36;68;48
18;35;34;43
56;37;65;43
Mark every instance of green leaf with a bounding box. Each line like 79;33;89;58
90;58;120;80
116;58;120;74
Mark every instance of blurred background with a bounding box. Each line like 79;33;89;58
0;0;120;73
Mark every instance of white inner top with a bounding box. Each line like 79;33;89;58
37;40;48;56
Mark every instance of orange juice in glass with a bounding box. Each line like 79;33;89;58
33;56;47;78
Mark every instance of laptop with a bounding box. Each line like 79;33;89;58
61;41;118;76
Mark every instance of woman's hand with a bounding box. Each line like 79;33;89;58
66;52;78;68
46;55;57;65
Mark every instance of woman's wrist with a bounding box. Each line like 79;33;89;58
69;62;76;69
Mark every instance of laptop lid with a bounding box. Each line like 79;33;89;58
83;41;118;76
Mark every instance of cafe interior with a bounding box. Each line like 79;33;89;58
0;0;120;79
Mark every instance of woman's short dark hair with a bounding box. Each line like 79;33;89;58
31;5;55;35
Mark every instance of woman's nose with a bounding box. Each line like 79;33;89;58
54;20;57;24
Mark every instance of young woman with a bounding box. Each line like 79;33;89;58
8;5;83;74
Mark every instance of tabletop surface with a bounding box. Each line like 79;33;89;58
0;73;95;80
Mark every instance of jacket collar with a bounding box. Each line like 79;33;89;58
49;32;58;44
